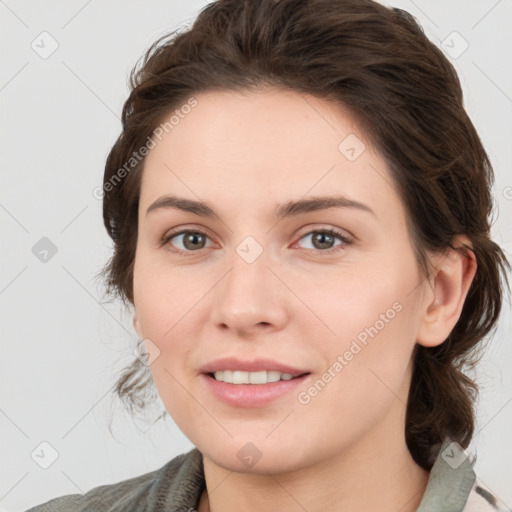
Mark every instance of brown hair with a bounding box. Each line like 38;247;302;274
99;0;510;469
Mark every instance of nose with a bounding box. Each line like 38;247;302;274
209;248;289;338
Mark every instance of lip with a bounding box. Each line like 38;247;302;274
201;372;311;408
199;357;309;376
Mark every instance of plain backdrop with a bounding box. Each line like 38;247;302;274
1;1;511;511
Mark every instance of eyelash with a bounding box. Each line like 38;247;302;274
159;227;353;256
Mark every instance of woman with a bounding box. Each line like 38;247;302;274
27;0;510;510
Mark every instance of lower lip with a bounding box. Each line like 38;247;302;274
201;373;311;408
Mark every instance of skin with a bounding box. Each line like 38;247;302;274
132;87;476;512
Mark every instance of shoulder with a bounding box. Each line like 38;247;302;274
463;479;511;512
24;449;204;512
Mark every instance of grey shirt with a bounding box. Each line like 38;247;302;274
26;438;509;512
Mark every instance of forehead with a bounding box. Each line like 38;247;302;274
139;87;406;226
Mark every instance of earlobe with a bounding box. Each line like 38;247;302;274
133;315;143;339
417;236;477;348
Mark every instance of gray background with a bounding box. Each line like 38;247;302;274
1;1;511;510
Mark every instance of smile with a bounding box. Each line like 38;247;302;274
212;370;301;384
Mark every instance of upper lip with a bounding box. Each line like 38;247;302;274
200;357;309;376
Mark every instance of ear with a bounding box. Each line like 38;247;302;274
416;235;477;348
133;314;143;339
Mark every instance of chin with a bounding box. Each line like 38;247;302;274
198;436;314;475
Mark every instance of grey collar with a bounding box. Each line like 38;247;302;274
416;437;476;512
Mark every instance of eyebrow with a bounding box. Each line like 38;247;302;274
146;194;375;221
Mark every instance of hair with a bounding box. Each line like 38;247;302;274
99;0;510;470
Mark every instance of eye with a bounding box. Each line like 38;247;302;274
160;227;352;255
161;229;213;252
295;228;352;255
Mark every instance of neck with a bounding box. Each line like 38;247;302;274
199;425;430;512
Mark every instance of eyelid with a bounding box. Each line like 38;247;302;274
294;224;353;242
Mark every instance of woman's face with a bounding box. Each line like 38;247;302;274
132;87;430;473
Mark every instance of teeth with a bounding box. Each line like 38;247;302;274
213;370;296;384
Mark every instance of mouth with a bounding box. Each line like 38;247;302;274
201;365;312;407
199;357;312;407
207;370;310;385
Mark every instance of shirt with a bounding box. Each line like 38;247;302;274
25;437;510;512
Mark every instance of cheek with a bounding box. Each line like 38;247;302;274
132;252;205;389
306;259;420;398
313;268;411;345
133;249;185;336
